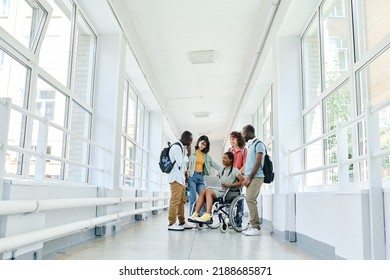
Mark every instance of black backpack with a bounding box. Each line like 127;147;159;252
159;142;183;173
255;141;275;184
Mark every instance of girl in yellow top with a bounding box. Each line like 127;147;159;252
187;135;221;214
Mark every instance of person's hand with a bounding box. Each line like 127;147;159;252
242;178;251;187
221;183;228;188
186;145;191;157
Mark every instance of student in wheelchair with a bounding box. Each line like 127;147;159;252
188;152;244;224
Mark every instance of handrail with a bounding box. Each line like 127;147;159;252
289;98;390;180
0;206;167;253
289;163;338;177
0;196;170;216
289;128;337;154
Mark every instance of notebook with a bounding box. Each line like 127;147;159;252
204;175;222;190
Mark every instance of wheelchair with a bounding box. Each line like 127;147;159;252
191;187;250;233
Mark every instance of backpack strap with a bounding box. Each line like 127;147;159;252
254;140;267;155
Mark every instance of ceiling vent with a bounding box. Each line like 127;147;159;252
189;50;215;64
193;111;210;118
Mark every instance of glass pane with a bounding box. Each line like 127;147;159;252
257;104;263;140
39;0;73;86
304;170;323;187
67;134;89;180
122;81;129;132
354;0;390;59
5;110;25;175
324;82;351;132
142;150;148;189
321;0;351;88
264;91;272;117
357;47;390;108
5;151;21;175
302;15;321;108
379;107;390;179
47;126;64;158
73;12;96;106
143;109;149;148
304;104;322;142
0;49;29;107
70;101;90;138
135;146;142;185
125;139;135;160
66;163;88;183
36;78;67;126
126;88;136;139
136;100;144;144
45;160;61;179
0;0;46;50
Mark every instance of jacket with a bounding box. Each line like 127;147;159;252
188;151;221;177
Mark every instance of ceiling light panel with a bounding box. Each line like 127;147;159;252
188;50;215;64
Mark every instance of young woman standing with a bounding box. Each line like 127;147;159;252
228;131;247;174
187;135;220;214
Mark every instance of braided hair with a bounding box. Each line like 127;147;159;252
221;151;234;176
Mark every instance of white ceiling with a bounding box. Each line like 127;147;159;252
122;0;272;143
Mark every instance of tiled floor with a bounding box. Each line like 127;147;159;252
55;210;320;260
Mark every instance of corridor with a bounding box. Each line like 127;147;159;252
53;210;319;260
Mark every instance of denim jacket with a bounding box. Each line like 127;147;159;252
188;151;221;177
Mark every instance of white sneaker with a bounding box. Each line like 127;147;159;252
168;224;184;231
241;225;252;234
180;222;194;229
243;227;261;236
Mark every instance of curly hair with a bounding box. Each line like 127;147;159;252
230;131;246;148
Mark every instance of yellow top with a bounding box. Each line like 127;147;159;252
195;150;205;172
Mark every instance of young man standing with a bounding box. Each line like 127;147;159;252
168;131;193;231
241;124;265;236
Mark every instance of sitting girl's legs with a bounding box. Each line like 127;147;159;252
191;189;216;222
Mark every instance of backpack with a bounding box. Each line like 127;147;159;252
159;142;183;173
254;141;274;184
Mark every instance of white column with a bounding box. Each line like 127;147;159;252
90;34;126;189
0;98;11;199
273;36;302;240
366;107;386;259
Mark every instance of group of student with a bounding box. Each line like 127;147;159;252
167;124;266;236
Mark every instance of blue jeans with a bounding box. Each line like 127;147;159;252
188;172;205;214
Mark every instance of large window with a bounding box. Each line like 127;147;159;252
354;0;390;60
302;15;321;109
321;0;351;88
253;87;273;191
1;0;97;183
39;0;73;86
121;79;150;189
0;0;46;51
300;0;390;187
357;47;390;180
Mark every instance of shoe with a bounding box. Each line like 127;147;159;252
194;213;212;223
243;227;261;236
241;225;252;234
180;222;194;229
168;224;184;231
187;212;199;223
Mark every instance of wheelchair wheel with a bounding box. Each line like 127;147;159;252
219;221;228;233
229;195;250;232
196;223;204;230
207;202;220;229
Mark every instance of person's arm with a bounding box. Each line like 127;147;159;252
172;144;184;168
224;174;244;188
240;148;247;174
243;153;263;187
209;156;222;171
